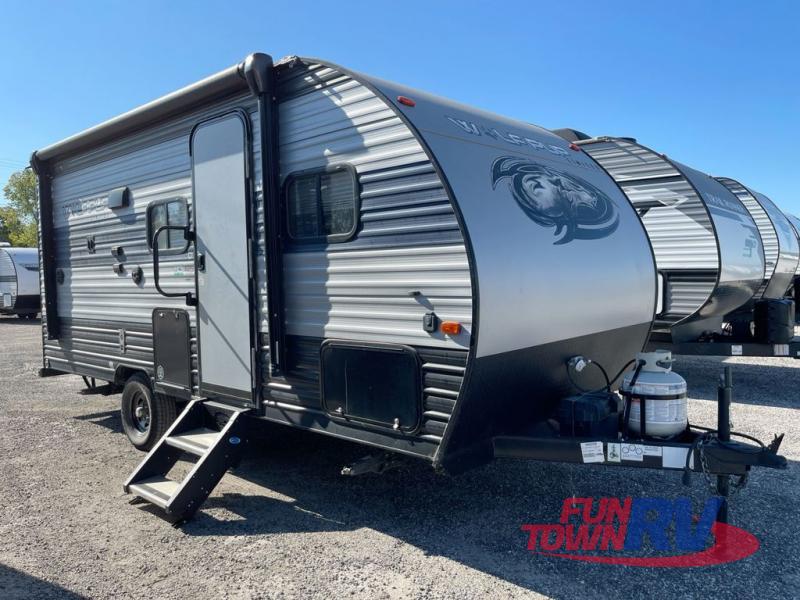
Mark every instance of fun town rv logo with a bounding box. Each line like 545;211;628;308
491;157;619;245
521;497;759;567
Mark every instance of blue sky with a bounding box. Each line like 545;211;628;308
1;1;798;211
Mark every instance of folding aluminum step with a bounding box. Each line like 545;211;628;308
127;476;180;509
165;428;221;456
123;399;249;522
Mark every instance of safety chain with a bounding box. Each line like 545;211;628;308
698;433;749;497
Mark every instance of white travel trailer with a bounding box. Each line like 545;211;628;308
32;53;785;522
0;245;40;318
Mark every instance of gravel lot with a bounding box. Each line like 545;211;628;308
0;316;798;599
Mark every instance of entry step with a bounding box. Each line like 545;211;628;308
123;399;248;522
165;427;220;456
127;476;180;508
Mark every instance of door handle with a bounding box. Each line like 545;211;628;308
152;225;196;306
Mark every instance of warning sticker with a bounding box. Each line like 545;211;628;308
663;446;692;469
580;441;605;463
606;443;622;463
731;345;743;356
643;445;662;457
621;443;645;462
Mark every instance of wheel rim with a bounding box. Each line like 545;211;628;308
131;391;150;433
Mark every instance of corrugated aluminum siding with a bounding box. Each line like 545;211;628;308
43;92;260;391
625;180;717;270
0;249;17;308
582;140;717;321
662;273;717;319
275;64;471;348
263;62;473;442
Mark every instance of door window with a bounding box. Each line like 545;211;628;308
147;198;189;253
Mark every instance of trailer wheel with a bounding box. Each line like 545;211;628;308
120;373;176;451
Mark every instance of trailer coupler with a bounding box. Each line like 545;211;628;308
687;434;787;475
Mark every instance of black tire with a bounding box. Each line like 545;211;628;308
120;373;176;451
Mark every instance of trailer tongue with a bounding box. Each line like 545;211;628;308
494;363;785;525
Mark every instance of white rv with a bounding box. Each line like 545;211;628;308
0;245;40;318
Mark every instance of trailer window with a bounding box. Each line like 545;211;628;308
147;199;189;253
286;166;358;242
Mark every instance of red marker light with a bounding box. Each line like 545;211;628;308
397;96;416;107
569;143;581;152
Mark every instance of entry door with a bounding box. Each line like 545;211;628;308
191;112;253;402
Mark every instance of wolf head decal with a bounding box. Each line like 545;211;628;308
491;157;620;245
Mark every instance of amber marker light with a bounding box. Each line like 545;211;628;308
440;321;462;335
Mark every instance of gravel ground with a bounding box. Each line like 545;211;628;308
0;316;798;599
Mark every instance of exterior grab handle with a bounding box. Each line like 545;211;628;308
152;225;196;306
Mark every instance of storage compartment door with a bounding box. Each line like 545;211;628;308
152;308;192;397
321;342;421;431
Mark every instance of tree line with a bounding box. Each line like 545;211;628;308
0;169;38;247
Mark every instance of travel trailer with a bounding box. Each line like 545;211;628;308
0;245;40;318
555;130;800;359
552;133;765;343
785;213;800;313
32;53;786;523
715;177;799;299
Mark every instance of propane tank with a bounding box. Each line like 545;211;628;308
621;350;687;438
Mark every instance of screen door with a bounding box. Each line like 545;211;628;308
191;112;253;401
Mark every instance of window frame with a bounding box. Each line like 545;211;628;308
283;164;360;244
146;197;190;255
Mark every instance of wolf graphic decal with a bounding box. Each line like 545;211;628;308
491;157;620;245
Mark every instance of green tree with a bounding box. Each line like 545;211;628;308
1;169;38;247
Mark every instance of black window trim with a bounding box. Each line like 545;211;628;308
146;197;190;255
283;163;360;244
